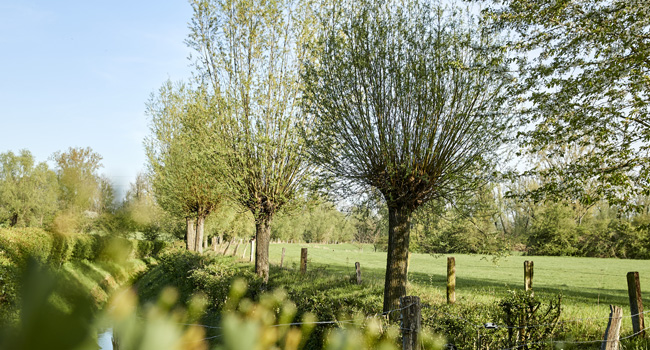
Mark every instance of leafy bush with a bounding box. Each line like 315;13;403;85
134;240;154;259
72;234;100;260
527;204;579;256
152;240;170;256
49;233;76;267
0;228;53;266
497;290;561;349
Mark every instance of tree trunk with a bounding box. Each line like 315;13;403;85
195;215;205;254
9;213;18;227
186;218;196;251
255;213;273;284
383;205;412;318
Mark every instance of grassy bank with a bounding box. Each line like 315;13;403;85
267;242;650;347
132;242;650;349
0;227;166;346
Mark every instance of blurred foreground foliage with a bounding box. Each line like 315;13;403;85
0;257;445;350
0;227;170;327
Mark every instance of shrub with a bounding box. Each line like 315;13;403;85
152;240;170;256
497;290;562;348
134;240;154;259
0;228;53;266
527;204;579;256
72;234;100;261
49;233;76;267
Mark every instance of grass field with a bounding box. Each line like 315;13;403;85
267;242;650;342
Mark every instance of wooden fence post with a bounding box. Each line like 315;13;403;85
355;262;362;284
524;261;534;292
627;272;645;337
602;305;623;350
300;248;308;274
447;257;456;304
250;239;255;262
400;296;421;350
280;247;286;268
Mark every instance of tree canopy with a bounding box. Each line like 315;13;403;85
52;147;104;213
186;0;315;281
0;150;58;227
302;0;512;313
485;0;650;209
145;81;225;252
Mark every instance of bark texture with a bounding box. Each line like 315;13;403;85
186;218;196;251
255;213;273;283
195;215;205;253
383;205;412;318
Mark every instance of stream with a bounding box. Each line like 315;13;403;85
98;329;113;350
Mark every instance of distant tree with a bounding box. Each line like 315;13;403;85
145;82;224;252
52;147;103;213
485;0;650;209
115;172;180;240
302;0;512;313
351;190;387;245
97;175;116;214
0;150;58;227
186;0;316;282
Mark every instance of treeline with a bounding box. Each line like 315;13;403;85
4;146;650;259
407;184;650;259
0;147;180;238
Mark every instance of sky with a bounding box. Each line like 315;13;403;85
0;1;194;197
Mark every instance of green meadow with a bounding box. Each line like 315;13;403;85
268;242;650;340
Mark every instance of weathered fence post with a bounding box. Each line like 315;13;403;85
400;296;421;350
627;271;645;337
602;305;623;350
355;262;362;284
524;261;534;292
250;239;255;262
300;248;308;274
280;247;286;268
447;257;456;304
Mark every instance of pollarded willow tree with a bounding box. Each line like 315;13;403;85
145;81;225;253
302;0;513;313
186;0;315;282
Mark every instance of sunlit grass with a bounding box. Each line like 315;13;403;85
268;242;650;339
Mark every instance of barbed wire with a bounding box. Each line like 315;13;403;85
424;303;650;331
495;324;650;350
133;290;650;348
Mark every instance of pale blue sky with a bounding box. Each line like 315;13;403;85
0;1;194;196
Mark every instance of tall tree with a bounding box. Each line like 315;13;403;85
485;0;650;209
52;147;104;213
0;150;58;227
145;82;225;252
186;0;315;282
302;0;512;313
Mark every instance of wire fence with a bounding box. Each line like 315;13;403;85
176;246;650;348
139;300;650;349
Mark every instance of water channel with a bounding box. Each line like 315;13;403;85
98;329;113;350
